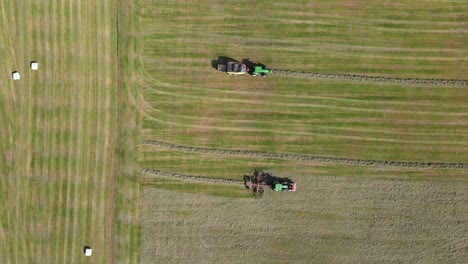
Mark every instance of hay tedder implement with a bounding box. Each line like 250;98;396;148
243;169;296;197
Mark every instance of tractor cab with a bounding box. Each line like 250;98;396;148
273;182;296;192
252;66;272;77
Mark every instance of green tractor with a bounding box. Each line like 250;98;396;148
243;169;296;197
241;58;272;77
252;65;272;77
273;182;296;192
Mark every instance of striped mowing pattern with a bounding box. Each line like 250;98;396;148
0;0;122;263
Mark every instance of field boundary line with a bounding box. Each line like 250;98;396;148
140;168;243;185
142;140;468;170
271;69;467;87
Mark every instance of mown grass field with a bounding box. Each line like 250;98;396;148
0;0;140;263
1;0;467;263
141;173;468;263
138;0;468;163
134;0;468;263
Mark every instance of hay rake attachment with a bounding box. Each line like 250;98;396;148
243;169;296;198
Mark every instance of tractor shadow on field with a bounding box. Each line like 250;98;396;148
243;175;251;189
211;56;238;70
241;58;268;75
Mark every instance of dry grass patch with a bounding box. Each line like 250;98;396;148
141;172;468;263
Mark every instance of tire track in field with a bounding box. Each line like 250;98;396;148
21;0;35;256
105;0;118;262
17;0;32;261
142;140;468;170
9;0;26;260
262;16;468;34
58;0;75;261
105;1;120;264
143;80;468;117
29;0;42;260
69;0;89;261
271;69;467;88
43;1;57;262
69;2;91;262
68;2;83;263
142;70;468;110
140;168;243;185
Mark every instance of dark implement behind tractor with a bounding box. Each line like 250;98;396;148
243;169;296;197
217;61;248;75
214;57;272;77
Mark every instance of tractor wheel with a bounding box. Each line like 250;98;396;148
253;187;264;197
253;187;259;194
257;188;265;197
